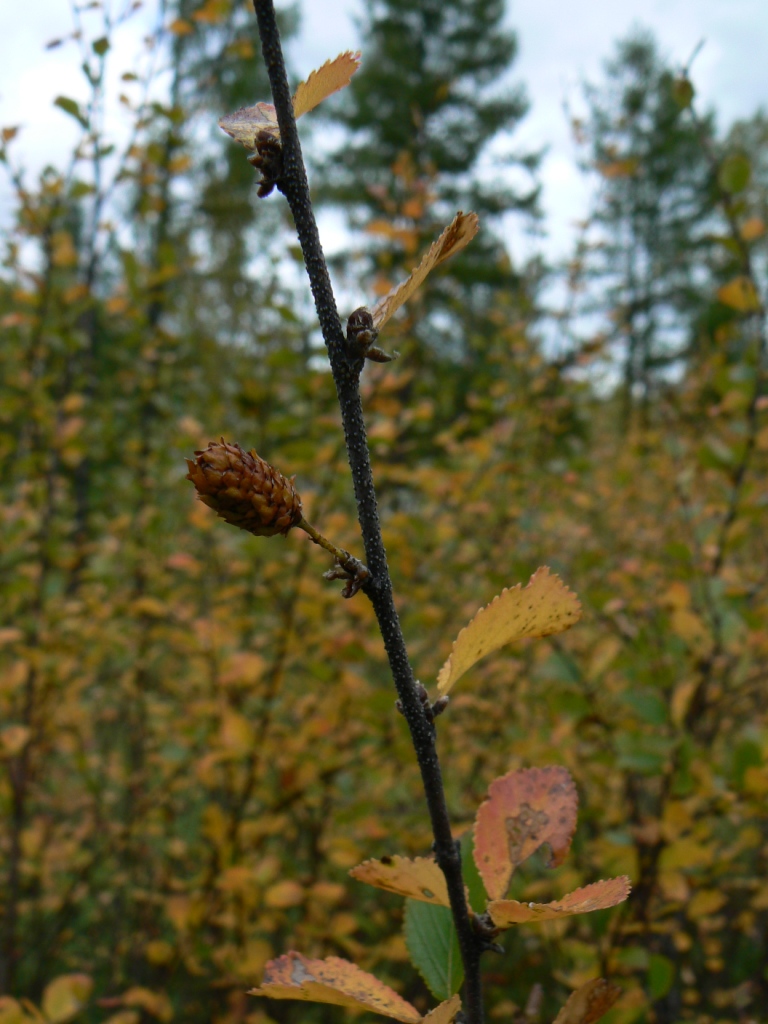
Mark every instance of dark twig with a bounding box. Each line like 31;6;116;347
251;2;485;1020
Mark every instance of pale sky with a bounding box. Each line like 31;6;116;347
2;0;768;262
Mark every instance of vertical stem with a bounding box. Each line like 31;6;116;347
251;3;485;1021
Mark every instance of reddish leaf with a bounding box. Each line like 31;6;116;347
488;876;631;928
249;953;421;1022
473;766;578;900
552;979;622;1024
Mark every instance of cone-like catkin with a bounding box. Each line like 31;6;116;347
186;440;303;537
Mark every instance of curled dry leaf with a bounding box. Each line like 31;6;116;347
219;102;280;148
350;855;451;907
552;978;623;1024
473;766;578;901
371;212;479;331
422;995;462;1024
437;566;581;696
219;51;362;150
487;876;631;928
249;952;421;1022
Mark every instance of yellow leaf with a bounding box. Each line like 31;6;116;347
0;997;31;1024
349;856;450;907
191;0;229;24
717;276;761;312
487;876;631;928
658;870;689;901
437;567;581;695
120;989;173;1023
586;636;622;681
422;996;461;1024
552;978;623;1024
687;889;726;919
292;51;361;119
249;952;421;1022
670;679;697;726
219;709;254;755
371;212;479;331
131;596;167;618
144;941;174;966
42;975;93;1024
264;880;305;909
659;838;714;871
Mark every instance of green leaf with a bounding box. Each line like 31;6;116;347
54;96;88;128
460;831;487;912
403;899;463;1000
620;689;668;725
92;36;110;56
615;732;676;775
718;153;751;194
648;954;675;999
731;740;761;789
671;76;694;109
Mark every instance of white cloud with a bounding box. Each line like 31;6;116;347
3;0;767;260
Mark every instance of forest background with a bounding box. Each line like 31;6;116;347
1;0;767;1023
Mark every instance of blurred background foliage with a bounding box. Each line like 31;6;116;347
0;1;766;1023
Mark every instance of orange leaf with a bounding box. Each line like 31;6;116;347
552;978;623;1024
168;18;193;34
371;212;479;331
220;52;361;150
437;567;581;695
422;996;462;1024
473;766;578;900
249;953;421;1022
487;876;631;928
596;158;639;179
741;217;765;242
717;276;761;312
264;880;304;909
350;855;450;907
292;51;361;119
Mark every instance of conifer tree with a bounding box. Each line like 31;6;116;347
575;30;718;423
316;0;540;436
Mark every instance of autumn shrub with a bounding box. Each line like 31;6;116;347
1;3;767;1024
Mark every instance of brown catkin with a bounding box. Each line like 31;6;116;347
186;439;303;537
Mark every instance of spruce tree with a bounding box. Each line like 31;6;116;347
575;30;718;423
316;0;540;436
